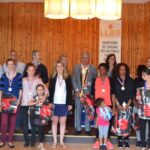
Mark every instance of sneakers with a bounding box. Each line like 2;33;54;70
136;141;141;147
92;141;100;149
37;143;46;150
107;140;114;150
100;144;107;150
118;140;123;148
24;143;29;147
124;140;130;149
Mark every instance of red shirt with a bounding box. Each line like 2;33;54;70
95;77;112;106
96;107;110;126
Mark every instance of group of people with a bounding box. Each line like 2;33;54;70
0;50;149;150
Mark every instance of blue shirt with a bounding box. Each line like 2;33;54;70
0;73;22;99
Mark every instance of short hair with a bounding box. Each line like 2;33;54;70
81;52;90;58
10;50;17;54
95;98;104;107
142;68;150;75
98;63;109;71
6;58;15;65
25;63;36;71
32;50;39;57
59;55;67;61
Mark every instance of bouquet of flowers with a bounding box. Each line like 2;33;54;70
132;113;140;130
1;93;18;114
136;88;150;119
111;103;132;137
79;90;95;121
30;96;51;122
40;100;51;121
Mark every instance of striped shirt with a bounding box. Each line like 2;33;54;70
0;73;22;99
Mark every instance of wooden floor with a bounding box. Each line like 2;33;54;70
1;142;140;150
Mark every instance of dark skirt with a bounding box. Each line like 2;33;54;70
53;104;68;117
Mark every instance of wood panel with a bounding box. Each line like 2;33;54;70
0;2;99;75
0;2;150;76
121;2;150;76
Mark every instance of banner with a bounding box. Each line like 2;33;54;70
99;20;122;63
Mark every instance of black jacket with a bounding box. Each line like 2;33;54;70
48;75;73;105
111;75;134;105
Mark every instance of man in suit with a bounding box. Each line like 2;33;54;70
3;50;26;75
72;52;97;135
24;50;49;84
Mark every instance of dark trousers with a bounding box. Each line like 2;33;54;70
139;118;150;148
16;107;22;130
118;136;129;143
37;125;45;143
20;106;36;144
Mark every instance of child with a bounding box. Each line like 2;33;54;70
96;98;112;150
29;84;51;150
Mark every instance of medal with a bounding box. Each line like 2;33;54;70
117;77;125;91
102;88;106;93
121;86;125;91
101;77;106;93
28;92;32;96
7;71;16;92
58;76;63;87
27;78;34;96
8;87;12;92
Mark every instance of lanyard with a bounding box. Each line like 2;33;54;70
58;76;63;87
117;77;125;87
27;77;35;92
7;71;16;87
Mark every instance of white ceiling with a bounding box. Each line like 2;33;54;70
0;0;149;3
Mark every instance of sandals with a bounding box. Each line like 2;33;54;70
60;144;66;149
0;142;5;148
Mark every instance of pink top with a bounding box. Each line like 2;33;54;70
95;77;112;106
96;107;110;126
21;77;48;106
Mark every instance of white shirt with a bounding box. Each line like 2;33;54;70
21;77;43;106
54;76;66;104
3;61;26;75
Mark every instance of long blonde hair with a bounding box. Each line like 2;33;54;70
51;61;69;79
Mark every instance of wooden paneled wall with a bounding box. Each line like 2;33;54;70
0;2;150;76
121;3;150;76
